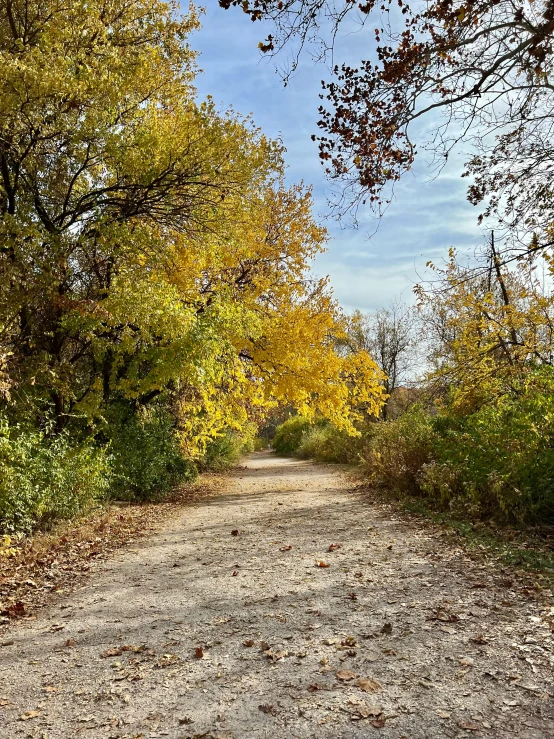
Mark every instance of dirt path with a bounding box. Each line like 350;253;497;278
1;453;552;739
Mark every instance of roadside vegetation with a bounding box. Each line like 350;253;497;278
0;0;384;537
273;251;554;528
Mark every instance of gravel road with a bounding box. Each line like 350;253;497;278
1;452;552;738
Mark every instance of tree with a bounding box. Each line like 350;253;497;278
416;235;554;411
0;0;385;454
220;0;554;242
344;302;419;419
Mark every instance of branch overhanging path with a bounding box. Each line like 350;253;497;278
1;453;553;738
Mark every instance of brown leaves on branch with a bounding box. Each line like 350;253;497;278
221;0;554;233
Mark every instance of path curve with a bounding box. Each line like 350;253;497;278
1;452;552;738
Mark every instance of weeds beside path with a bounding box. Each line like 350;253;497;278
1;453;553;738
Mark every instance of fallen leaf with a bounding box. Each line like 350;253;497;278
232;570;238;576
242;640;255;647
307;683;323;692
65;638;77;648
279;545;292;552
458;720;480;731
156;653;179;668
328;543;341;552
102;646;126;658
469;634;488;644
342;635;357;647
20;711;40;721
336;669;357;681
258;704;278;716
347;700;383;719
101;645;146;658
315;561;330;568
195;647;204;659
429;607;459;623
3;601;25;619
356;677;382;693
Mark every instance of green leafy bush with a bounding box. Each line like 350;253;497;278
420;368;554;522
0;419;112;534
297;423;364;464
199;424;257;471
355;369;554;523
107;405;196;502
359;406;436;495
272;416;312;455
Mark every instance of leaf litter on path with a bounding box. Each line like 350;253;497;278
1;454;553;738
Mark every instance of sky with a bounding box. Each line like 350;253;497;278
190;2;486;312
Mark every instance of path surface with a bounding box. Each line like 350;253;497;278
1;453;553;738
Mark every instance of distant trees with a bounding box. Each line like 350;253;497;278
343;302;419;419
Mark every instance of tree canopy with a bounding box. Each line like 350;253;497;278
0;0;385;455
220;0;554;242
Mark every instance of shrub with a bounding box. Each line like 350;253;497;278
272;416;312;455
0;419;112;534
420;368;554;523
297;423;364;464
107;405;196;501
199;424;257;471
359;406;436;495
355;368;554;524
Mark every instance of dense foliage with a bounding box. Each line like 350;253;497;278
276;370;554;524
0;420;112;533
0;0;385;534
272;417;313;456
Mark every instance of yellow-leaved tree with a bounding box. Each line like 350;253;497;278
417;239;554;411
0;0;384;521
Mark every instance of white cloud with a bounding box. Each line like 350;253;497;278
191;3;486;311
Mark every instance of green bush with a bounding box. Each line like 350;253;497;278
272;416;312;455
107;405;196;501
297;423;364;464
355;369;554;523
420;368;554;522
0;419;112;534
359;406;436;495
199;424;257;471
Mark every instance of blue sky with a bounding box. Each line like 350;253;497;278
190;2;486;311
